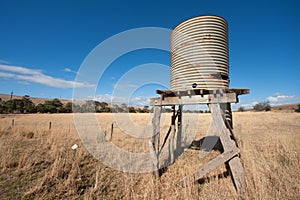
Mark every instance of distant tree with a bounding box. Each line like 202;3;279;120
64;102;73;113
128;106;136;113
253;101;271;111
44;98;63;113
94;101;101;112
72;104;82;113
238;106;245;112
81;100;96;112
295;104;300;113
0;95;36;114
3;99;22;113
0;100;4;114
15;99;25;113
103;106;111;113
52;98;63;110
22;95;36;113
98;102;110;113
112;105;125;113
1;101;8;113
120;103;128;112
43;102;56;113
36;103;46;113
142;105;150;113
99;102;108;108
136;106;150;113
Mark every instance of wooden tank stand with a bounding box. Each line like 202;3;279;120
149;88;249;195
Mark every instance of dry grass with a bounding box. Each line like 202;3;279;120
0;112;299;199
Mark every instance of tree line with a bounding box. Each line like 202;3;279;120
3;96;298;114
238;101;300;112
0;95;152;114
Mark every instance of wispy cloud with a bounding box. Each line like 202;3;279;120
63;67;78;74
0;59;11;65
92;94;150;107
0;64;41;75
0;64;94;88
232;100;265;110
232;101;254;110
267;93;298;104
113;82;137;90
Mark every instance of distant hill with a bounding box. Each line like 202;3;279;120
236;102;300;112
271;103;299;112
0;94;71;105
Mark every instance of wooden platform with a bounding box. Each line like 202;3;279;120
150;88;249;106
156;88;249;97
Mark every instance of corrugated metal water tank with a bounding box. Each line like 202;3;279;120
170;15;229;90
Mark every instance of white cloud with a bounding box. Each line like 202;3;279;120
0;64;41;75
93;94;150;107
0;64;94;88
232;101;255;110
63;67;78;74
63;68;72;72
0;71;15;78
267;94;298;104
113;82;137;90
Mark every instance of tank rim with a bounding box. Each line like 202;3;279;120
173;15;228;31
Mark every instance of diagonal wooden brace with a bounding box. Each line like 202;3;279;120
179;146;240;186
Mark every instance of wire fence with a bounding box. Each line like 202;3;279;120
0;117;76;132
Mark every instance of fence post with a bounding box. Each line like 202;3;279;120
49;121;52;130
110;123;114;140
12;119;14;126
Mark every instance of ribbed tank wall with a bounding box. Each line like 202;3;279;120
170;15;229;90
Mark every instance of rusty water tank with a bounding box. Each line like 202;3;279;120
170;15;229;90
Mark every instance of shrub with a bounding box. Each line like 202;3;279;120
238;106;245;112
253;101;271;111
295;104;300;113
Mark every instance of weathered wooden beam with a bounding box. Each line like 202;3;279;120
150;93;237;106
170;106;176;164
176;105;183;154
210;104;236;150
179;147;240;186
156;88;249;97
209;103;246;195
151;106;161;177
229;88;250;95
149;141;159;178
227;156;246;195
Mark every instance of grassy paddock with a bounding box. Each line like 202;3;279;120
0;112;299;199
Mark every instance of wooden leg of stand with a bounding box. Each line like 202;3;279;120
176;105;183;154
151;106;161;177
209;103;246;195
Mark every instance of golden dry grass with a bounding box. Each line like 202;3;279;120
0;111;299;199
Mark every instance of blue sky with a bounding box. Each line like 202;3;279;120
0;0;299;108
